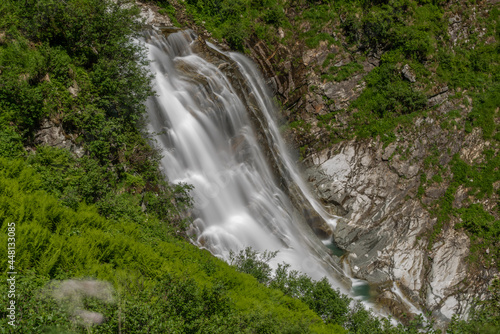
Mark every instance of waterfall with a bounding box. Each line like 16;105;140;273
143;29;347;288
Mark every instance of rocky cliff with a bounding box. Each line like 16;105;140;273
304;124;493;324
243;1;498;325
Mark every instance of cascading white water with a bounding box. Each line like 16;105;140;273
143;29;347;287
139;29;432;324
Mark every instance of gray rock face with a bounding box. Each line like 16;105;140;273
448;14;468;46
138;2;173;27
307;141;430;296
402;64;416;83
322;75;366;111
35;119;84;158
427;86;449;107
304;119;493;324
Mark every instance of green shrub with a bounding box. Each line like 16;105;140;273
181;0;291;51
456;204;498;237
229;247;277;284
468;83;500;140
448;279;500;333
0;126;24;158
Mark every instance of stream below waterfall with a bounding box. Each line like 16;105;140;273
142;29;375;305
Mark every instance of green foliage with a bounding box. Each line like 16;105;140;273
0;36;48;133
322;61;364;82
339;0;444;60
289;119;312;131
354;60;427;118
181;0;289;51
275;269;351;326
448;279;500;334
467;83;500;140
299;4;337;48
0;157;336;333
417;173;427;199
229;247;277;284
0;0;187;232
0;126;24;158
156;1;180;26
456;204;498;237
17;145;192;236
227;251;441;333
426;153;500;266
293;0;498;155
305;32;337;49
450;153;500;200
0;0;153;166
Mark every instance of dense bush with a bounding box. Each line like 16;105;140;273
0;0;187;234
0;0;152;166
229;247;277;284
176;0;290;51
354;60;427;117
228;249;442;333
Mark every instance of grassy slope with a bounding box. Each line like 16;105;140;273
0;157;342;333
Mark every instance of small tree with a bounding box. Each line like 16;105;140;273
229;247;277;284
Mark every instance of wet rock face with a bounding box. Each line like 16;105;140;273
306;141;429;293
304;117;493;324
